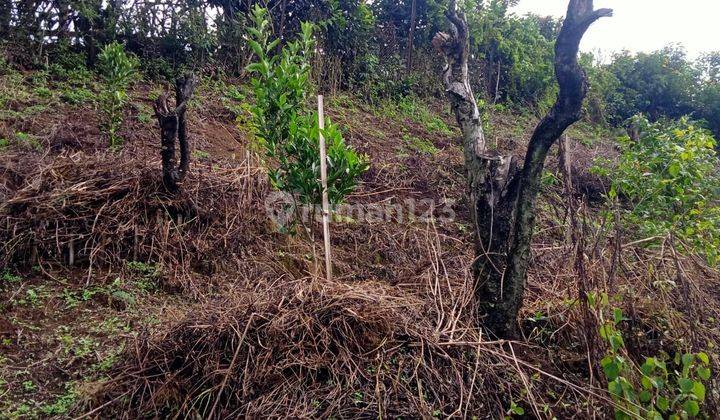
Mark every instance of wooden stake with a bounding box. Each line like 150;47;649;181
318;95;333;281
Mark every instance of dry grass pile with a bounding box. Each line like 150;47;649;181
0;150;268;293
87;272;601;419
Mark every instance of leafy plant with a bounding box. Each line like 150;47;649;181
1;270;22;283
595;297;712;419
60;87;94;105
246;6;368;209
15;131;42;151
97;42;138;148
597;116;720;265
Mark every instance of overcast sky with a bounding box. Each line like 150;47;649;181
511;0;719;59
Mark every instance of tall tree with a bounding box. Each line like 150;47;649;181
433;0;611;337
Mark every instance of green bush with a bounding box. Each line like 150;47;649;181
595;297;712;419
246;6;368;208
97;42;138;148
597;116;720;265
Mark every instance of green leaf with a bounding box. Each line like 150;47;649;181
266;39;280;53
692;381;706;401
601;356;621;381
683;400;700;417
248;39;264;57
697;367;711;381
656;396;670;412
679;378;694;393
682;353;695;367
608;380;623;397
639;390;652;403
613;308;624;324
697;352;710;365
609;334;625;352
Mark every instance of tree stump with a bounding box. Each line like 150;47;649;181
154;73;198;192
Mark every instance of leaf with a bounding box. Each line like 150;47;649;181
683;400;700;417
613;308;624;324
608;380;623;397
697;367;711;381
248;39;264;57
682;353;695;367
656;396;670;412
697;352;710;365
601;356;620;381
266;39;280;53
692;381;706;401
639;390;652;403
510;404;524;415
679;378;694;393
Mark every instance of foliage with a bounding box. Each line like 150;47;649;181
98;42;138;148
465;0;556;108
595;297;712;419
603;47;698;125
597;117;720;265
321;0;376;91
246;6;368;207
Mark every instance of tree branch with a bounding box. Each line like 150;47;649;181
489;0;612;337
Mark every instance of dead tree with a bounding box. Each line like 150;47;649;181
433;0;611;337
154;73;198;191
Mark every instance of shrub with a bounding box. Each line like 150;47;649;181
597;116;720;265
246;6;368;209
596;298;712;419
97;42;138;148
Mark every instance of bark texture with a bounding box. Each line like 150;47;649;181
435;0;611;337
154;73;198;192
432;0;521;324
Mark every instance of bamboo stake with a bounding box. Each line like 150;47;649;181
318;95;333;281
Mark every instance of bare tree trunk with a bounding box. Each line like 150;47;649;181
435;0;611;338
432;1;521;327
154;74;198;192
406;0;417;72
493;60;501;104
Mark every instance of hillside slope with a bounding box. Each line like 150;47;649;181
1;72;718;418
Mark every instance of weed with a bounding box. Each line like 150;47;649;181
33;86;53;99
403;133;438;155
14;132;42;151
596;117;720;265
594;294;713;419
41;385;77;416
192;150;211;160
126;261;161;292
379;96;454;135
60;87;94;105
505;401;525;418
1;270;22;283
25;289;39;306
22;380;36;392
62;289;80;309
